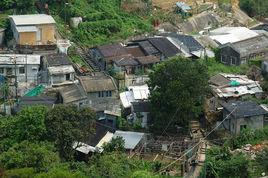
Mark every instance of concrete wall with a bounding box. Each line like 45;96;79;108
49;73;75;86
0;64;39;83
222;109;264;134
220;46;240;65
230;115;264;134
87;90;116;99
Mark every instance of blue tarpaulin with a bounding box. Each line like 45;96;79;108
176;2;192;13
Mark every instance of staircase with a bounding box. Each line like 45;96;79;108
190;120;204;140
76;47;101;72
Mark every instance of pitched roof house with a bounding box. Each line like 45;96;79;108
39;53;75;87
219;34;268;65
79;72;120;114
9;14;56;46
221;101;268;134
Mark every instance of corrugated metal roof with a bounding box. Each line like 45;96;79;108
10;14;56;25
128;85;149;100
113;131;145;150
16;26;38;32
120;91;135;108
210;27;259;45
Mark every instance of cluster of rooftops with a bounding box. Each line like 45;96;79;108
1;13;268;152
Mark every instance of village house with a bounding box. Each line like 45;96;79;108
209;73;263;102
113;55;160;75
39;53;75;87
209;27;259;46
128;37;181;60
9;14;56;46
221;101;268;134
89;36;180;72
120;84;150;127
0;54;41;83
57;83;88;107
161;33;214;58
89;43;129;71
14;95;57;113
219;34;268;65
73;119;115;157
78;72;120;114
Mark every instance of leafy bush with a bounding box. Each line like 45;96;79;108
0;141;60;171
225;126;268;149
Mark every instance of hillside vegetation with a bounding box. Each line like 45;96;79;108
49;0;153;46
239;0;268;18
0;0;153;47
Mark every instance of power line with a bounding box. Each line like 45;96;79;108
156;106;237;174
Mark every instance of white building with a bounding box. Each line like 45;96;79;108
0;54;41;83
209;27;259;45
120;85;150;128
39;53;75;87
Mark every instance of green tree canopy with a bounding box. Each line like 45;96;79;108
0;141;59;171
45;105;96;160
103;136;125;153
148;57;209;134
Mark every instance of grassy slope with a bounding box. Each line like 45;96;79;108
50;0;153;47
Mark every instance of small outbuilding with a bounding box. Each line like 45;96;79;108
221;101;268;134
219;34;268;65
9;14;56;46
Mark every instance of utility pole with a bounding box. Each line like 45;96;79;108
11;56;18;103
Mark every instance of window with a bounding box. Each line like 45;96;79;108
19;67;25;74
66;73;70;80
231;57;236;65
0;68;4;74
98;91;101;97
6;68;12;75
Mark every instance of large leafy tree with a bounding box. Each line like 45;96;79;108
148;57;209;133
15;106;48;142
0;141;59;171
45;105;96;160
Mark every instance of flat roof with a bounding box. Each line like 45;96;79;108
0;54;40;65
210;27;259;45
9;14;56;26
16;26;38;32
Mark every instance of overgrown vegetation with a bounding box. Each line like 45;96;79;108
239;0;268;18
48;0;153;46
0;105;169;177
201;126;268;178
201;58;248;76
